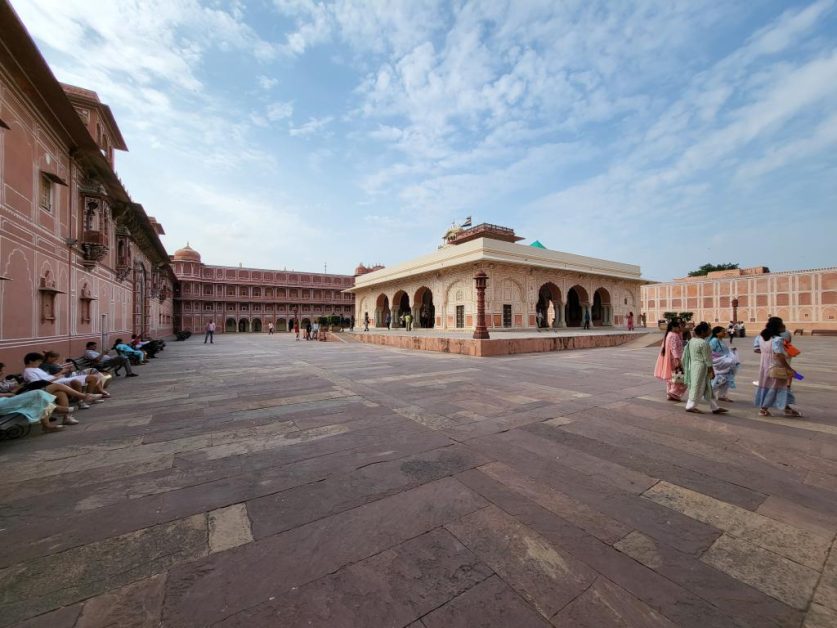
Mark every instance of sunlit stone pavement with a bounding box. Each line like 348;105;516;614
1;333;836;627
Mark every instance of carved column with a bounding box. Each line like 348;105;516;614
473;271;489;340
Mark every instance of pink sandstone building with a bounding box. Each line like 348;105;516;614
641;266;837;332
171;244;355;334
0;3;174;364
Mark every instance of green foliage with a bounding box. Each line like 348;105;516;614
687;263;739;277
662;311;694;323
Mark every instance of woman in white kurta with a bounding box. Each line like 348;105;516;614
682;322;728;414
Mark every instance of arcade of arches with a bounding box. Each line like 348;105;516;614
354;268;640;331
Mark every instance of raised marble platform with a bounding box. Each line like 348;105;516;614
336;329;652;357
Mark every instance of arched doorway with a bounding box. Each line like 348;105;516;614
392;290;410;327
566;285;589;327
375;294;390;328
414;287;435;328
593;288;612;326
537;283;562;328
225;317;236;332
252;318;262;332
277;318;286;331
238;318;249;333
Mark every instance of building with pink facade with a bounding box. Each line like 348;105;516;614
171;244;355;333
641;266;837;332
0;3;174;365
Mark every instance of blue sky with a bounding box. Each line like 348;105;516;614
13;0;837;280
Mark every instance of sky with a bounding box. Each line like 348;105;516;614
12;0;837;280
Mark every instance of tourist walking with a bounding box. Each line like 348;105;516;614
385;311;391;330
363;312;370;331
268;322;274;335
654;319;687;402
294;319;300;341
204;320;215;344
627;311;634;331
405;312;413;331
583;309;591;330
350;315;355;331
755;317;802;417
682;322;727;414
709;326;739;402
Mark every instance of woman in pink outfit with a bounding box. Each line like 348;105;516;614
627;312;634;331
654;319;687;401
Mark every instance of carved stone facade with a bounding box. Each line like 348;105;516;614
0;6;174;364
351;228;644;331
641;266;837;332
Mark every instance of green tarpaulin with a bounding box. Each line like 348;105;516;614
530;240;546;249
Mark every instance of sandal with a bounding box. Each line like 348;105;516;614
667;395;680;402
784;408;802;417
758;409;771;417
712;408;729;414
685;408;704;414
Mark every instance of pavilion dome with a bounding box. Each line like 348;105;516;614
173;243;201;262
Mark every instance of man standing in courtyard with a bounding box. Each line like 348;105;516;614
405;311;413;331
205;320;215;344
583;309;591;330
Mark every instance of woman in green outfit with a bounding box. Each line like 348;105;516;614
682;322;729;415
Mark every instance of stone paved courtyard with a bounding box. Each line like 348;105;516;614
1;333;836;627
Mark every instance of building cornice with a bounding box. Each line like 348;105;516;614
350;238;644;291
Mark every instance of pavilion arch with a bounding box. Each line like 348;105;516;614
375;293;390;328
443;279;470;330
225;317;236;332
392;290;410;327
593;287;613;326
566;284;590;327
358;297;369;323
413;286;435;328
537;282;563;328
276;317;287;331
238;318;250;333
252;318;262;332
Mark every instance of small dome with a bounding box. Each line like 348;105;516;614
173;243;201;262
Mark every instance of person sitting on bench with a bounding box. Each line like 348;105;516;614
40;351;109;397
113;338;147;364
19;353;102;418
131;334;161;358
85;341;137;377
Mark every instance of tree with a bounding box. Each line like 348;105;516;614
688;263;739;277
662;311;693;323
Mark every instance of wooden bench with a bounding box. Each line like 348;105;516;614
811;329;837;336
69;355;122;376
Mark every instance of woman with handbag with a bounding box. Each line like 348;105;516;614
755;317;801;417
654;319;688;402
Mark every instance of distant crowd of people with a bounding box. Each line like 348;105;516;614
655;316;801;416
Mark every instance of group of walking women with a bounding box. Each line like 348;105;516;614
654;316;802;416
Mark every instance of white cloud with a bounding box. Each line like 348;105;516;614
266;101;294;121
289;116;334;137
257;75;279;90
